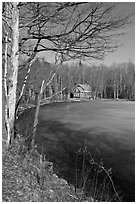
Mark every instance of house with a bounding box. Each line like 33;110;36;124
72;84;92;99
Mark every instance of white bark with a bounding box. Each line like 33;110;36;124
5;2;19;146
3;35;11;146
41;87;66;103
60;77;63;100
32;80;45;148
15;59;34;116
116;86;119;100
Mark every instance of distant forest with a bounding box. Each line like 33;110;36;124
17;58;135;103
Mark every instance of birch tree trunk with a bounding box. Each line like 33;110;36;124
32;80;45;148
116;85;119;100
113;84;116;99
4;3;19;146
3;35;10;148
60;77;63;101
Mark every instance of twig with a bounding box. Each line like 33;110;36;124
67;193;78;200
41;87;66;102
88;152;121;201
75;153;78;193
19;14;42;31
45;61;62;88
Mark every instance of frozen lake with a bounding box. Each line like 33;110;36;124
18;100;135;201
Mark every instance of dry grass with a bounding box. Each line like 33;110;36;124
2;135;95;202
75;139;122;202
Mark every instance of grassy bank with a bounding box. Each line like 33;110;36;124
3;133;122;202
3;101;124;202
2;135;95;202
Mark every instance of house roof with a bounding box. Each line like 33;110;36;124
73;84;91;92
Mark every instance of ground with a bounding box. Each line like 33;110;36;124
2;135;94;202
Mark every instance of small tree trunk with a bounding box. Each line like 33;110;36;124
32;80;45;148
15;59;34;117
104;87;107;98
113;84;116;99
114;91;116;99
54;75;58;100
116;85;119;100
101;89;103;99
3;35;10;146
60;77;63;101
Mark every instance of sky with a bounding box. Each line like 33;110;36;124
103;13;135;65
102;2;135;66
38;2;135;66
100;25;135;66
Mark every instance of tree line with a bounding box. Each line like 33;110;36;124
17;58;135;102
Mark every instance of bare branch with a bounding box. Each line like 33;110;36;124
41;87;66;103
19;14;42;31
19;2;134;61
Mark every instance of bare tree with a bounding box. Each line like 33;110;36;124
19;2;134;61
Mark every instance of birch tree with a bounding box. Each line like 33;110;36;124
2;2;19;147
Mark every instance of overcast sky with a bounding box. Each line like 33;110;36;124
38;2;135;66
